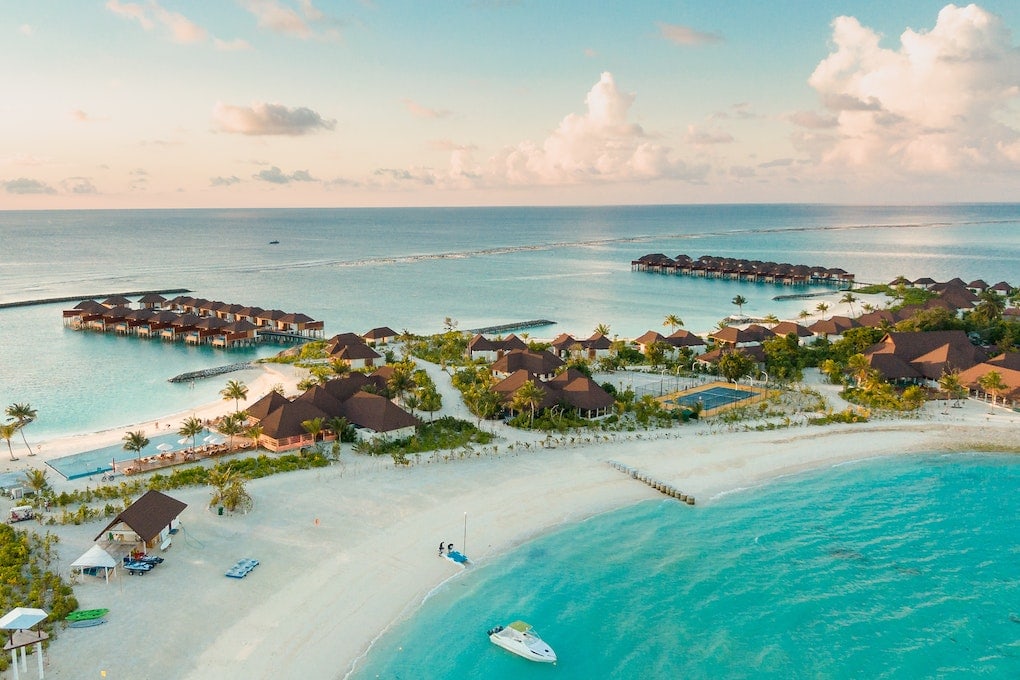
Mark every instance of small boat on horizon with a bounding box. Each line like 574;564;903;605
487;621;557;663
268;240;280;244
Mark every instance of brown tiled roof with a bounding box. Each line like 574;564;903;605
867;353;922;379
363;326;398;340
322;374;372;401
259;400;330;440
246;390;290;422
294;385;344;417
667;329;706;347
490;349;564;375
339;392;419;433
865;330;987;378
771;321;813;337
634;330;666;346
94;490;187;543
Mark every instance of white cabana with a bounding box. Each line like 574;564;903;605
70;545;118;583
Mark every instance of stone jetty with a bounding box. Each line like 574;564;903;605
466;319;555;334
168;361;253;383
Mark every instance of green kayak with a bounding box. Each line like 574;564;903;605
66;609;109;622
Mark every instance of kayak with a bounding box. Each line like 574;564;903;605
66;608;109;622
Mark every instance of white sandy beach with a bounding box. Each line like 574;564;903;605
2;333;1018;680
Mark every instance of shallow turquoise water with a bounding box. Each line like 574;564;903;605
349;453;1020;679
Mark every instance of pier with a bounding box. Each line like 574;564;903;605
466;319;556;334
608;460;695;505
0;289;191;310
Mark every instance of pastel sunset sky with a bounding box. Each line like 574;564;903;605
2;1;1019;209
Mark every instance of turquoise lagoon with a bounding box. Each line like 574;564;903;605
349;453;1020;679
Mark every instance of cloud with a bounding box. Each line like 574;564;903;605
787;110;838;129
62;177;98;194
19;24;33;36
253;166;317;183
239;0;340;40
70;109;107;123
213;101;336;135
685;125;734;145
428;139;477;152
402;98;452;119
657;22;722;46
210;175;242;187
381;72;705;190
802;4;1020;175
2;178;56;194
106;0;207;44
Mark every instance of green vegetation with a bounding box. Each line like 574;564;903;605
351;416;493;465
0;526;77;671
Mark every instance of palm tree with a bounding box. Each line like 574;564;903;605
326;416;351;443
216;412;246;451
122;430;150;463
220;379;248;412
6;403;37;456
731;295;748;316
663;314;684;333
815;302;830;319
938;370;965;407
762;313;780;327
978;370;1006;406
301;417;325;448
178;416;205;453
245;423;264;451
840;292;859;317
23;469;49;506
798;309;811;320
1;422;19;461
594;323;611;337
387;362;416;405
510;380;545;425
846;353;871;388
208;464;253;513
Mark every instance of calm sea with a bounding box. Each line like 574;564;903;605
349;453;1020;679
2;204;1018;439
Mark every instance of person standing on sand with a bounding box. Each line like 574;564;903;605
438;542;445;556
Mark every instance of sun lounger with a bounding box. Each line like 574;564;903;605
224;557;260;578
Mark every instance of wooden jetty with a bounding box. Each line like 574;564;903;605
608;460;695;505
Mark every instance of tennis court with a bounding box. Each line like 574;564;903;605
660;381;766;415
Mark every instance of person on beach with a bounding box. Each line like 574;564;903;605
438;542;445;556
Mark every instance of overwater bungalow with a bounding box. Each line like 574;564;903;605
63;294;324;347
632;253;855;287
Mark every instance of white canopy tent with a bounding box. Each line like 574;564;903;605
70;544;118;583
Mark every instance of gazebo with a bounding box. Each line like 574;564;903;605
70;544;118;583
0;607;48;680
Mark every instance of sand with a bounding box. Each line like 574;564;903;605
3;357;1018;679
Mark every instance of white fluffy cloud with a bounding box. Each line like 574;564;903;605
478;72;703;186
797;3;1020;175
213;102;336;136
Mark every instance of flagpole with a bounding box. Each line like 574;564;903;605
463;511;467;555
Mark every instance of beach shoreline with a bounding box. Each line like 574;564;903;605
2;363;1014;678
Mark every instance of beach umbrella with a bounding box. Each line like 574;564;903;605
178;438;191;445
156;443;175;452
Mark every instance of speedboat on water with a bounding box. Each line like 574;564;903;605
487;621;557;663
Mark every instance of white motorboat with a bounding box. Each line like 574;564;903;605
487;621;557;663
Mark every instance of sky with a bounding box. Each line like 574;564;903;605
2;1;1019;209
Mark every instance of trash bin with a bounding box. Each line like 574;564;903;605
218;506;224;516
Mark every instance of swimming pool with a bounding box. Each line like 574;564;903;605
671;385;759;411
47;432;192;481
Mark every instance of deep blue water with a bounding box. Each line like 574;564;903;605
349;453;1020;680
1;204;1018;437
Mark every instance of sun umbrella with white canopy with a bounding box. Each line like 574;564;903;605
156;443;175;452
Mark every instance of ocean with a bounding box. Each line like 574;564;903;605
348;453;1020;679
2;203;1018;440
1;204;1018;678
